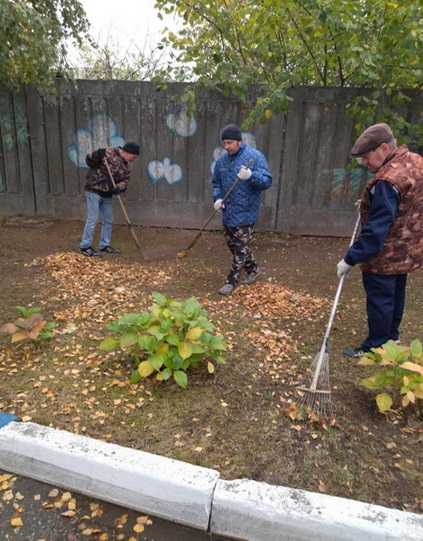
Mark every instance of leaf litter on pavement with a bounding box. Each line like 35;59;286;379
0;470;154;538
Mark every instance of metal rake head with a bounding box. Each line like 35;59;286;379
297;351;334;418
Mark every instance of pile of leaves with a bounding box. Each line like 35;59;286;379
27;252;172;326
233;282;329;321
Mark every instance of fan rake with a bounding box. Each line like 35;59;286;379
298;213;361;417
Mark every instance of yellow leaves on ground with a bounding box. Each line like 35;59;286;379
3;489;14;501
10;516;23;528
207;361;215;374
61;510;76;518
11;330;30;343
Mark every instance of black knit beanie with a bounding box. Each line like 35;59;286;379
121;142;140;155
220;124;242;141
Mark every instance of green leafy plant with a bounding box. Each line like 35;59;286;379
0;306;57;343
358;339;423;413
99;292;227;388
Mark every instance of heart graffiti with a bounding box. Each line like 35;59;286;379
166;110;197;137
148;158;183;185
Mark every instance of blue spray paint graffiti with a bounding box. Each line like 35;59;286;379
67;113;126;167
0;101;28;152
330;167;372;200
148;158;183;185
210;132;257;175
166;110;197;137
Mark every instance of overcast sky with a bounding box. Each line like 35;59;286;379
70;0;179;62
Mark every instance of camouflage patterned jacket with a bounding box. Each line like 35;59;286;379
85;147;130;197
360;145;423;274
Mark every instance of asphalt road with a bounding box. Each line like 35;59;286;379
0;470;235;541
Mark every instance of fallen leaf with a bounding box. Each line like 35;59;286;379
61;510;76;518
10;516;23;527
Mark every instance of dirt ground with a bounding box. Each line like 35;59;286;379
0;217;422;514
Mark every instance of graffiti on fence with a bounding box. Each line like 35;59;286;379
67;113;126;167
166;110;197;137
330;166;372;200
148;158;183;185
0;99;28;152
210;132;257;175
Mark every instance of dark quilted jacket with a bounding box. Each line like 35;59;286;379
212;144;272;227
85;147;130;197
360;145;423;274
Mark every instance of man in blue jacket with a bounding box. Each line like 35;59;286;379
212;124;272;295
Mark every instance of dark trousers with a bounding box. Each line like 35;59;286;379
361;272;407;351
224;225;257;285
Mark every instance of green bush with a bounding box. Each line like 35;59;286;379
99;292;227;388
358;339;423;413
0;306;57;343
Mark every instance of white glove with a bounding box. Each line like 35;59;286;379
214;198;224;211
238;166;252;180
337;259;352;279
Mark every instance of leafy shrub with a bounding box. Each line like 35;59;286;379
99;292;227;388
359;339;423;413
0;306;57;343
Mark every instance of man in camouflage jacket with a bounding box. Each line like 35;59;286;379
337;123;423;357
212;124;272;295
79;142;139;256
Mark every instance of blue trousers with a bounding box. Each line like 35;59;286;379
361;272;407;351
80;191;113;250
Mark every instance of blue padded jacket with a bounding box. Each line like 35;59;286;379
212;144;272;228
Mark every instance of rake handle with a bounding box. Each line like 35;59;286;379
183;174;243;253
310;212;361;391
181;158;255;254
104;158;143;253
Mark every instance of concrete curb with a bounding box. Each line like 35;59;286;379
1;419;423;540
211;478;423;541
0;421;219;531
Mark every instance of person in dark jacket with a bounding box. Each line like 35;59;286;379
79;142;139;256
212;124;272;295
337;123;423;357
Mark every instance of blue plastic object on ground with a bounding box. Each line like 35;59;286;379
0;413;20;430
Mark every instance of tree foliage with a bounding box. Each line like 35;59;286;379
71;38;166;81
0;0;90;89
155;0;423;132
